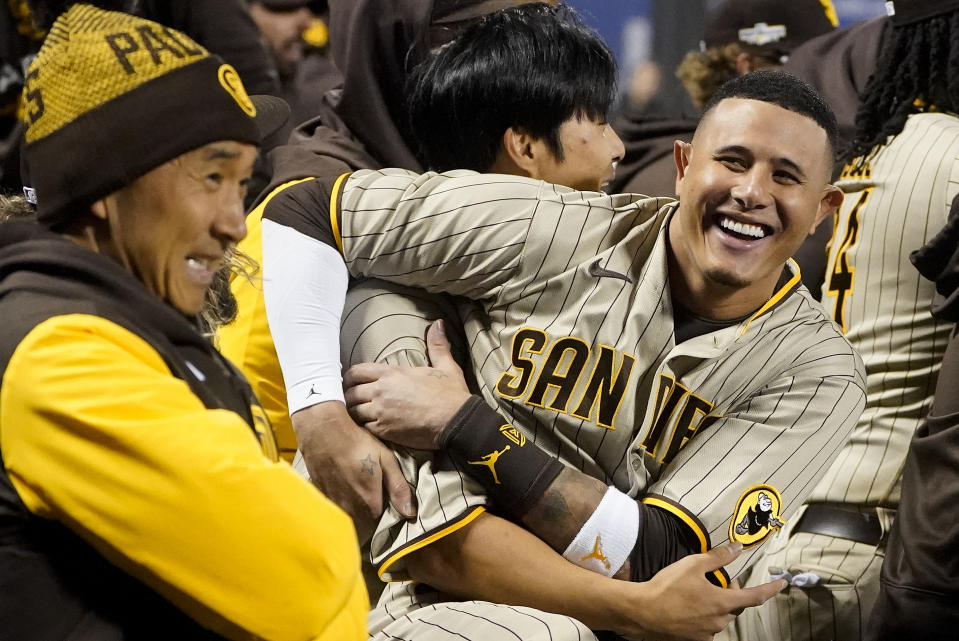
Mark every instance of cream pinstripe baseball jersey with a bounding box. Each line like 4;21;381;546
310;168;866;588
729;111;959;641
817;111;959;506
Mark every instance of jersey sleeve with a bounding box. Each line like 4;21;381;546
337;169;665;303
342;279;488;580
641;328;867;582
0;314;367;641
341;278;473;371
368;448;488;582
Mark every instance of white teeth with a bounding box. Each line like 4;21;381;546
187;257;209;270
719;216;766;238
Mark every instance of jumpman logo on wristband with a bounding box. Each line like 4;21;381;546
468;446;510;484
581;535;611;570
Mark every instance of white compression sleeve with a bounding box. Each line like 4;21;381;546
261;219;348;415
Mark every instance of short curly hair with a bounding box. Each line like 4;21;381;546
676;43;744;108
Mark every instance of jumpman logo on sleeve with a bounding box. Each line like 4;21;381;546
468;445;511;484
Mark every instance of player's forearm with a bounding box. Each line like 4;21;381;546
406;511;641;633
519;467;631;579
442;398;701;581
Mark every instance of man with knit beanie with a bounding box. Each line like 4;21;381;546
0;5;366;640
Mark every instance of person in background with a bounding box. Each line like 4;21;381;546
783;15;888;296
247;0;339;138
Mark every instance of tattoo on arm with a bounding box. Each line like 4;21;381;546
520;467;607;552
540;488;572;523
524;469;634;580
360;453;376;477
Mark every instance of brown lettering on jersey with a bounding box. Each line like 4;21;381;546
526;337;590;412
571;345;636;429
642;374;716;465
136;25;185;64
496;328;547;398
105;32;140;74
496;329;635;430
659;395;716;463
642;374;687;457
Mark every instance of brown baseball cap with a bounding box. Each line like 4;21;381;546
703;0;838;55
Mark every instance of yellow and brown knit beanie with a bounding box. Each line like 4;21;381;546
20;4;287;228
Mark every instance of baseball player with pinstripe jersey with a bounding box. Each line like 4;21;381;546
726;3;959;640
257;70;864;640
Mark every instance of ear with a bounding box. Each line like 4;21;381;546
811;185;844;234
673;140;692;194
500;127;539;176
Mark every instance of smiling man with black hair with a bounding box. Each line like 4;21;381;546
255;59;865;638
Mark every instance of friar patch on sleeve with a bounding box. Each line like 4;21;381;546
729;484;786;547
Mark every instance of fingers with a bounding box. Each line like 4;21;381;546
344;381;373;408
698;542;743;572
343;362;392;388
426;320;462;375
730;578;788;610
347;401;377;426
380;449;416;519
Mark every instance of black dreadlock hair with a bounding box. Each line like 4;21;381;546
845;11;959;166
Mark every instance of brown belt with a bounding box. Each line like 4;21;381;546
793;504;883;546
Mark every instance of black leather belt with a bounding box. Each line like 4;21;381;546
793;504;883;546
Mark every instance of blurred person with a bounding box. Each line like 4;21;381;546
865;205;959;639
725;2;959;639
784;17;887;146
783;17;888;296
610;0;836;198
0;5;366;640
249;0;316;79
248;0;340;140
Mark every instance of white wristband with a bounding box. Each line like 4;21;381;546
562;486;640;577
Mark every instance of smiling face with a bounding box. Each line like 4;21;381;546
94;141;256;315
668;98;842;318
533;115;626;192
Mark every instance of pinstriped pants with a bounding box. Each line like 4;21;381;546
369;581;598;641
719;505;894;641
